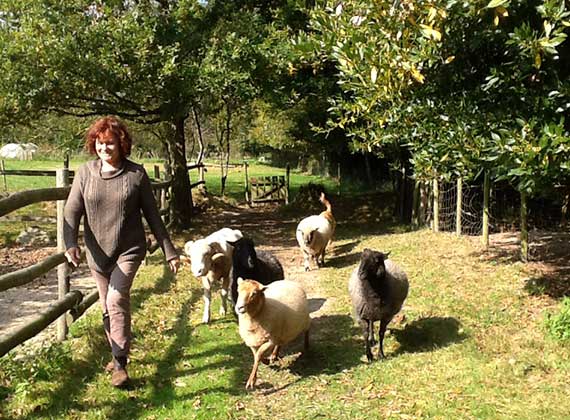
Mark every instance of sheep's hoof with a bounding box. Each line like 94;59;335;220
304;266;310;272
202;314;210;324
245;378;256;390
219;307;227;316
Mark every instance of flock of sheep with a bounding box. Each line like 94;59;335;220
181;192;409;389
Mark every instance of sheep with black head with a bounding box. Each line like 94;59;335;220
348;248;409;361
229;236;285;307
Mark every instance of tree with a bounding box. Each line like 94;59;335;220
0;0;215;227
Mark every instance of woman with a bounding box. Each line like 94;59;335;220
64;116;180;388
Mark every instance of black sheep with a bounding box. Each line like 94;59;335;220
229;237;285;306
348;248;409;361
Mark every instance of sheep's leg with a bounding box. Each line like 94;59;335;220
246;341;274;390
219;276;230;316
302;249;311;271
368;321;377;346
378;319;388;359
364;320;373;362
303;329;310;352
201;277;211;324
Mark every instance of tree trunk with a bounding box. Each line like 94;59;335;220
561;187;569;227
168;117;193;230
192;106;205;165
220;100;232;196
364;153;373;186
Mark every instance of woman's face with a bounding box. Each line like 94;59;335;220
95;133;122;167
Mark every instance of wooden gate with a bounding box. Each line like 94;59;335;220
244;163;290;206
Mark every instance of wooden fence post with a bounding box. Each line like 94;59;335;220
244;162;250;204
56;168;70;342
482;171;490;249
456;177;463;236
1;160;6;191
285;164;290;205
520;190;528;262
433;178;439;232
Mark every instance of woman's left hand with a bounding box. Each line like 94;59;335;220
169;257;180;274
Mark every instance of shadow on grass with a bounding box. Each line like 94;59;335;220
287;314;362;377
524;275;570;299
308;298;326;313
325;252;361;270
391;316;468;355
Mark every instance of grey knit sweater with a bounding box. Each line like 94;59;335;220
64;159;177;273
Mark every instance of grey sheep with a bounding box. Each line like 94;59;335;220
348;248;409;361
228;237;285;306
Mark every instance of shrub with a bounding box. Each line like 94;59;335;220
545;297;570;342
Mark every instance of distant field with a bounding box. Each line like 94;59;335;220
0;158;339;202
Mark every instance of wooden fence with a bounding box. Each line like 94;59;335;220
244;163;290;206
412;172;530;261
0;165;174;357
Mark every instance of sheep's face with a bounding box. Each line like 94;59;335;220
358;248;388;280
235;278;265;315
185;239;215;277
233;238;257;271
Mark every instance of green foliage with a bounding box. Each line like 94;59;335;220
546;297;570;342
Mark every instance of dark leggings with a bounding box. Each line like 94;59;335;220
91;260;141;359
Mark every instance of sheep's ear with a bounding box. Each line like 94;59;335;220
384;251;391;259
237;277;245;285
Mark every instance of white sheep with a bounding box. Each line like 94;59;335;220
235;278;311;389
296;192;336;271
348;249;409;361
184;228;243;323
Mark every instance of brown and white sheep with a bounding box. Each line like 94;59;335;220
295;192;336;271
235;278;311;389
184;228;242;323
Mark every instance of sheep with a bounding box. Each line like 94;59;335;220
228;237;285;307
296;192;336;271
348;248;409;361
184;228;243;323
235;278;311;389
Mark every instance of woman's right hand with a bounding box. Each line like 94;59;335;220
65;247;81;268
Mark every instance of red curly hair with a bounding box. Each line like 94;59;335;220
85;116;132;158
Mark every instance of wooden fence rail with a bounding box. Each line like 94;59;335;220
0;253;67;292
0;291;83;357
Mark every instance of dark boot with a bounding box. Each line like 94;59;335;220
111;356;129;388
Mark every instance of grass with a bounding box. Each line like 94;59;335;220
1;161;570;419
2;227;570;419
